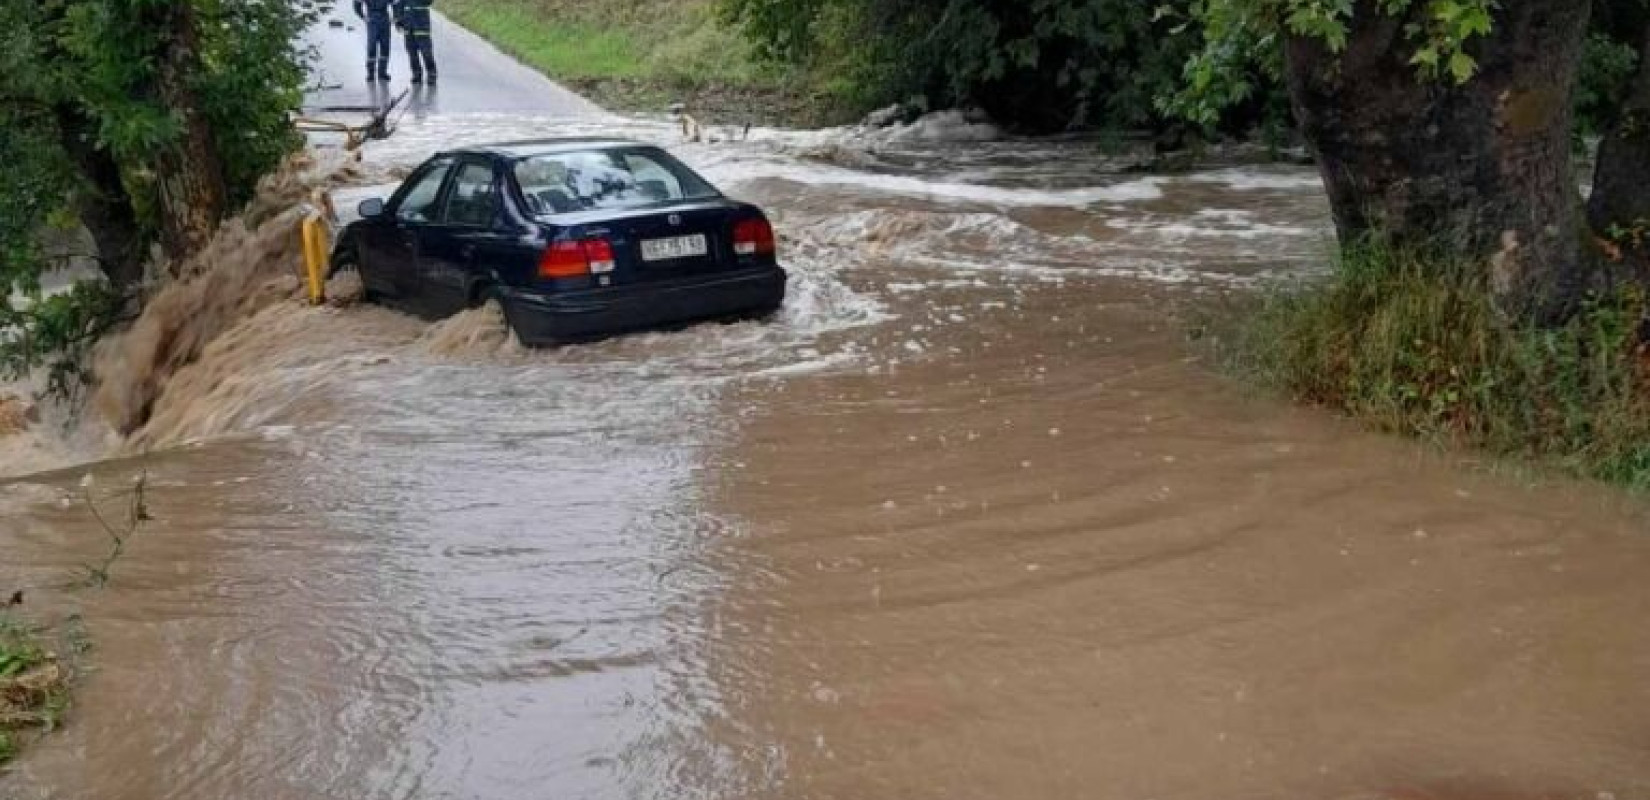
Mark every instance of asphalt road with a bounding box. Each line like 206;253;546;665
304;2;605;116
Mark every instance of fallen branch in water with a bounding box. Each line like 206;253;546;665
81;469;152;588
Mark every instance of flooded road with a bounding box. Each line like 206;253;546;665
3;76;1650;800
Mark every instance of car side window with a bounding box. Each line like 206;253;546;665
396;158;454;222
443;162;499;227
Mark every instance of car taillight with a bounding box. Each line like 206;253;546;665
585;239;616;273
539;237;616;278
733;218;776;257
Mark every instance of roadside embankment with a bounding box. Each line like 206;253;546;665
439;0;827;126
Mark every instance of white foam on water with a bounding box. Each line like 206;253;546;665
1180;168;1326;192
709;160;1167;208
1106;208;1316;240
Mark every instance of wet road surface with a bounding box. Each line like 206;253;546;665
305;2;604;116
1;14;1649;800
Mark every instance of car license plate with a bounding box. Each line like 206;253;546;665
640;234;708;262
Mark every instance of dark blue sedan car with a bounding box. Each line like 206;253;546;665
334;138;787;345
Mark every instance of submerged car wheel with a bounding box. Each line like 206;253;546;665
478;286;523;343
330;248;379;303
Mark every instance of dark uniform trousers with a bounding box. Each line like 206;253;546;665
395;0;438;82
353;0;395;79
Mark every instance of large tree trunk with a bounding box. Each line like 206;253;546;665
1589;25;1650;272
54;106;145;290
152;0;227;266
1283;0;1593;319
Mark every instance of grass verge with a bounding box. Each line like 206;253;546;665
1216;243;1650;488
438;0;829;126
0;614;71;767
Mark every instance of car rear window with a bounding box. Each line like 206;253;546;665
513;148;720;215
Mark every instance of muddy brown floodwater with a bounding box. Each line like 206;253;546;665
2;114;1649;800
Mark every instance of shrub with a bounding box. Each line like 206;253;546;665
1222;243;1650;487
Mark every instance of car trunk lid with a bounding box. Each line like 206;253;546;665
540;201;760;285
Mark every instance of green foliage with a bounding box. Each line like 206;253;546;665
1577;32;1641;136
1;281;130;401
0;0;311;395
197;0;314;209
722;0;1235;132
1222;243;1650;488
0;116;75;296
722;0;1634;135
1164;0;1496;125
56;0;316;214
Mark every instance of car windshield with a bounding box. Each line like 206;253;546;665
513;148;720;215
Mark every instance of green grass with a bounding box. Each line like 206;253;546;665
1217;243;1650;488
444;6;646;81
0;614;70;767
441;0;772;90
437;0;833;125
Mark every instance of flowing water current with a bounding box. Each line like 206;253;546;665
1;111;1648;800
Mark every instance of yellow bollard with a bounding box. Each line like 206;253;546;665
300;213;329;305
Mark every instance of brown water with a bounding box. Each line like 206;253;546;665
2;115;1648;800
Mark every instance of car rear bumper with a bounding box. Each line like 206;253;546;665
499;266;787;345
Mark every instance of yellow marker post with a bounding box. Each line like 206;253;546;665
300;213;330;305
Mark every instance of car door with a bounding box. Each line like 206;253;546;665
362;157;454;303
419;158;502;316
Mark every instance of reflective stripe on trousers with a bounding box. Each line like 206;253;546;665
405;32;436;78
366;18;392;75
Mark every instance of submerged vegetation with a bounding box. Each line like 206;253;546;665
0;473;149;765
1223;245;1650;488
0;614;71;767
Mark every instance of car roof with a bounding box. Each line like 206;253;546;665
440;137;659;160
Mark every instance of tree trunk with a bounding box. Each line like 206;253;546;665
1588;25;1650;271
54;106;145;290
1283;0;1593;319
152;0;227;266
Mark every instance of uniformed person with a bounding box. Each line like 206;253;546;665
352;0;395;82
394;0;438;85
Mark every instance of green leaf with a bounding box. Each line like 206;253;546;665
1448;51;1477;83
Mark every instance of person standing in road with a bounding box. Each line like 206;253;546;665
395;0;439;85
353;0;395;82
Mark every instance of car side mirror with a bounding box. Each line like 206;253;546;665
358;198;386;219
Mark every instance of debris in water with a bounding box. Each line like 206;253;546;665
0;395;39;436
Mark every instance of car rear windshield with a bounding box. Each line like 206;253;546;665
513;148;720;215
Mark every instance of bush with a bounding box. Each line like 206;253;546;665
1577;32;1641;137
1;281;130;403
720;0;1245;133
1221;243;1650;488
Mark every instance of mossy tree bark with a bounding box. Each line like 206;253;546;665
54;106;145;290
1283;0;1594;320
151;0;227;267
